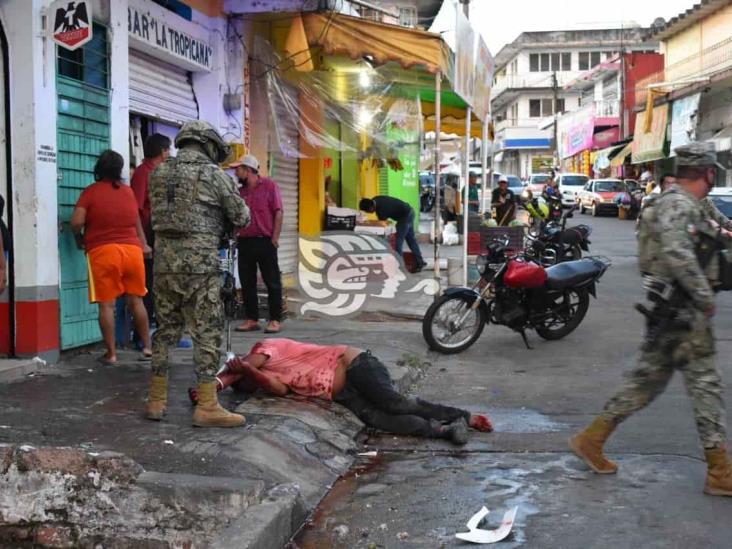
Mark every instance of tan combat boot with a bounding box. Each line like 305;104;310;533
145;375;168;421
569;417;618;474
704;447;732;496
192;382;246;428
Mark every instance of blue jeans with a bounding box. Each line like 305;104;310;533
395;209;424;264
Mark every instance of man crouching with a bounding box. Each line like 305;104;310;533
191;338;493;445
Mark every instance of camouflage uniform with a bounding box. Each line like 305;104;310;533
601;158;727;449
149;122;250;383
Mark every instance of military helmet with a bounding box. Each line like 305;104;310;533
175;120;231;163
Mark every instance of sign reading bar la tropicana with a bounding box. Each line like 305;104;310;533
128;1;213;71
50;0;93;51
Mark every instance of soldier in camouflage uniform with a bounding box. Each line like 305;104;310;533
570;142;732;496
144;120;250;428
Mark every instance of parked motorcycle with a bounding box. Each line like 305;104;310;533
422;236;609;354
524;204;593;266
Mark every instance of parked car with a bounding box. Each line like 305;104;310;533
708;187;732;217
624;179;640;193
557;173;590;207
577;179;627;216
527;173;551;195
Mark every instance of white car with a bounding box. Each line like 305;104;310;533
557;173;590;207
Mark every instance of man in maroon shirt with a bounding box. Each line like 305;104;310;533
130;134;171;323
230;154;284;334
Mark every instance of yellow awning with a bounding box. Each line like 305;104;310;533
610;143;633;167
299;12;450;75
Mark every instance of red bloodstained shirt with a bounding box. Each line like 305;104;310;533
237;177;283;238
250;338;349;400
76;181;141;252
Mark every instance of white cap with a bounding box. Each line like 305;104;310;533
229;154;259;171
498;174;508;183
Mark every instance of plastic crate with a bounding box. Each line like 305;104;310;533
480;226;525;254
467;231;481;255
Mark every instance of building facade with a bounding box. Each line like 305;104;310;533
633;0;732;185
0;0;248;359
491;28;657;178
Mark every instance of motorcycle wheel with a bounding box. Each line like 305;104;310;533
422;293;486;354
535;289;589;340
561;245;582;262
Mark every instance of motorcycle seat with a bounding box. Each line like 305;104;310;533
544;259;603;290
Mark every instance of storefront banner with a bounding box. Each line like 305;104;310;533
453;7;476;109
128;0;213;72
593;127;620;149
557;104;595;159
472;36;494;122
632;104;669;163
670;93;701;156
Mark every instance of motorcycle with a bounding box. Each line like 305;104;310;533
524;204;593;266
422;236;609;354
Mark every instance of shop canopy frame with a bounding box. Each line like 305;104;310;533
285;11;491;288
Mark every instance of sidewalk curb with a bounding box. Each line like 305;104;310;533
0;359;47;384
212;484;307;549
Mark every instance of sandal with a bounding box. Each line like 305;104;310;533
138;351;153;362
235;320;261;332
96;355;117;366
264;320;282;334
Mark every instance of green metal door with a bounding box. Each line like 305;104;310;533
57;24;110;349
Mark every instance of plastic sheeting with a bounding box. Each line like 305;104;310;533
254;35;423;162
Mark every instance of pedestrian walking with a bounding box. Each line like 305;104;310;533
359;195;426;271
229;154;285;334
130;133;171;326
193;338;494;445
145;121;250;428
70;150;152;365
570;142;732;496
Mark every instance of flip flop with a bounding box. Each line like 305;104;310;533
96;355;117;366
235;322;261;332
138;352;153;362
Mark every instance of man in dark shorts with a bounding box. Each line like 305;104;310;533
359;196;426;271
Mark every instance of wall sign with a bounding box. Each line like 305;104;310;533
50;0;93;51
128;0;213;72
37;145;57;164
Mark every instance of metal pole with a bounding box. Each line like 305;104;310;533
433;71;442;294
480;119;488;214
463;107;471;287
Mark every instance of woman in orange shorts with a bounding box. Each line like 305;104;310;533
71;150;152;364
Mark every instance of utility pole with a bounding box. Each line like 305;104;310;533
552;70;559;166
460;0;469;17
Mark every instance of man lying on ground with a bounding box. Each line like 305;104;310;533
189;338;493;445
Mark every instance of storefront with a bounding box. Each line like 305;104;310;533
631;104;671;178
127;0;211;162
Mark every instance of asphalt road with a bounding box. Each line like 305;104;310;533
293;212;732;548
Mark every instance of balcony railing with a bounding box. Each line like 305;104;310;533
493;71;582;98
635;36;732;107
594;99;620;118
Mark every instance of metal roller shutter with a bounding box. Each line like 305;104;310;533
129;49;198;125
270;84;299;278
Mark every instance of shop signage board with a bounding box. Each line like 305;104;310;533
670;93;701;156
453;7;476;109
50;0;93;51
472;36;494;122
592;127;620;149
632;104;669;163
128;0;213;72
557;104;595;159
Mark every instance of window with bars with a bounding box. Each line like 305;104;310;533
57;22;109;89
398;7;417;27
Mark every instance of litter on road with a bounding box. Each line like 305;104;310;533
455;506;518;544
